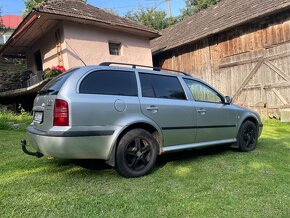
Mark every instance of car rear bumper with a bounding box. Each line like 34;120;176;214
26;125;116;160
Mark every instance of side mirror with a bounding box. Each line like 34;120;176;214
224;96;232;104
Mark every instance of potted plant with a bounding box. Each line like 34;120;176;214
43;65;66;78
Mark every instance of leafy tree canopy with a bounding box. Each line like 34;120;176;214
125;7;178;31
0;8;4;30
180;0;220;19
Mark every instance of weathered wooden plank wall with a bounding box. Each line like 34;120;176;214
154;12;290;118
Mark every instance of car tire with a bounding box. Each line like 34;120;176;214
116;129;158;178
237;120;258;152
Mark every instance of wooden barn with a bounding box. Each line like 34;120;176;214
151;0;290;118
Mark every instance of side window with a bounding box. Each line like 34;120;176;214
184;79;222;103
139;73;186;100
79;70;137;96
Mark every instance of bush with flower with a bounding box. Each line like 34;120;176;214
44;65;66;78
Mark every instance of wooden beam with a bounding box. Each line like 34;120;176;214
244;82;290;90
272;88;288;105
232;59;263;100
219;56;263;68
263;61;290;82
219;50;290;69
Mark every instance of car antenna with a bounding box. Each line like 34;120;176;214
65;40;87;66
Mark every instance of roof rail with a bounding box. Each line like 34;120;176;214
99;62;191;76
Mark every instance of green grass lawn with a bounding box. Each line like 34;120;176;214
0;120;289;217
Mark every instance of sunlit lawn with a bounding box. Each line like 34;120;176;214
0;120;289;217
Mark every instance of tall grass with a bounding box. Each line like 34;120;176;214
0;107;32;130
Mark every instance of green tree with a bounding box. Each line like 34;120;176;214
125;7;177;31
180;0;220;19
0;8;4;30
24;0;45;13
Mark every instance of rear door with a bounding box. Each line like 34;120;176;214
183;79;236;143
138;72;197;146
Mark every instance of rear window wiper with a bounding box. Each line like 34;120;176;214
38;89;56;95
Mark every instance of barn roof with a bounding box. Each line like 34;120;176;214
35;0;159;36
151;0;290;54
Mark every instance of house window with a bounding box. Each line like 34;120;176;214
109;42;121;56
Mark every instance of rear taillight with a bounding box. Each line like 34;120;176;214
53;99;69;126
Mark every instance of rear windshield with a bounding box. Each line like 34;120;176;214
39;68;79;95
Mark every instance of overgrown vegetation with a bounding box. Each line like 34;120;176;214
0;106;32;130
0;120;289;217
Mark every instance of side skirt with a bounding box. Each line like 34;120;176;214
162;138;237;153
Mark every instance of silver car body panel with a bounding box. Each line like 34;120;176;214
27;65;263;160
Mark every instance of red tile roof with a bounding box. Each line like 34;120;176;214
1;15;23;29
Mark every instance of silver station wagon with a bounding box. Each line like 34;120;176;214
22;62;263;177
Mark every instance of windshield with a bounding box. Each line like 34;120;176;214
39;68;79;95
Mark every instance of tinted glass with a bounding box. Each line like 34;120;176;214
184;79;222;103
80;70;137;96
39;68;78;95
139;73;186;100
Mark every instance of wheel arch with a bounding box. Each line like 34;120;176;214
106;121;163;167
240;115;259;129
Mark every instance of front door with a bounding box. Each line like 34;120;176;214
139;73;197;146
183;79;236;143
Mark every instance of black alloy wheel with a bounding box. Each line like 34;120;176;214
125;137;152;171
237;121;258;152
116;129;158;178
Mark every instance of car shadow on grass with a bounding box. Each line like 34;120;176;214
156;144;234;168
51;144;235;174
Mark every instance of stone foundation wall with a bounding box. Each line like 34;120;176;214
0;72;21;92
0;57;26;92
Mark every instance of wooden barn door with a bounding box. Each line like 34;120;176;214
217;43;290;118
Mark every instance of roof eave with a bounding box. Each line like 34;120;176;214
0;10;39;56
35;9;161;38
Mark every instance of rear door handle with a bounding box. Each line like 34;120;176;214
146;106;159;112
197;108;206;114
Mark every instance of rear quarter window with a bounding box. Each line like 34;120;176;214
79;70;138;96
39;68;78;95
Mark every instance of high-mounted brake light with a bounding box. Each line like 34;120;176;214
53;99;69;126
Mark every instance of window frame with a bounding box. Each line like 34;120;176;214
78;69;138;97
108;41;122;56
138;72;188;101
183;78;225;104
